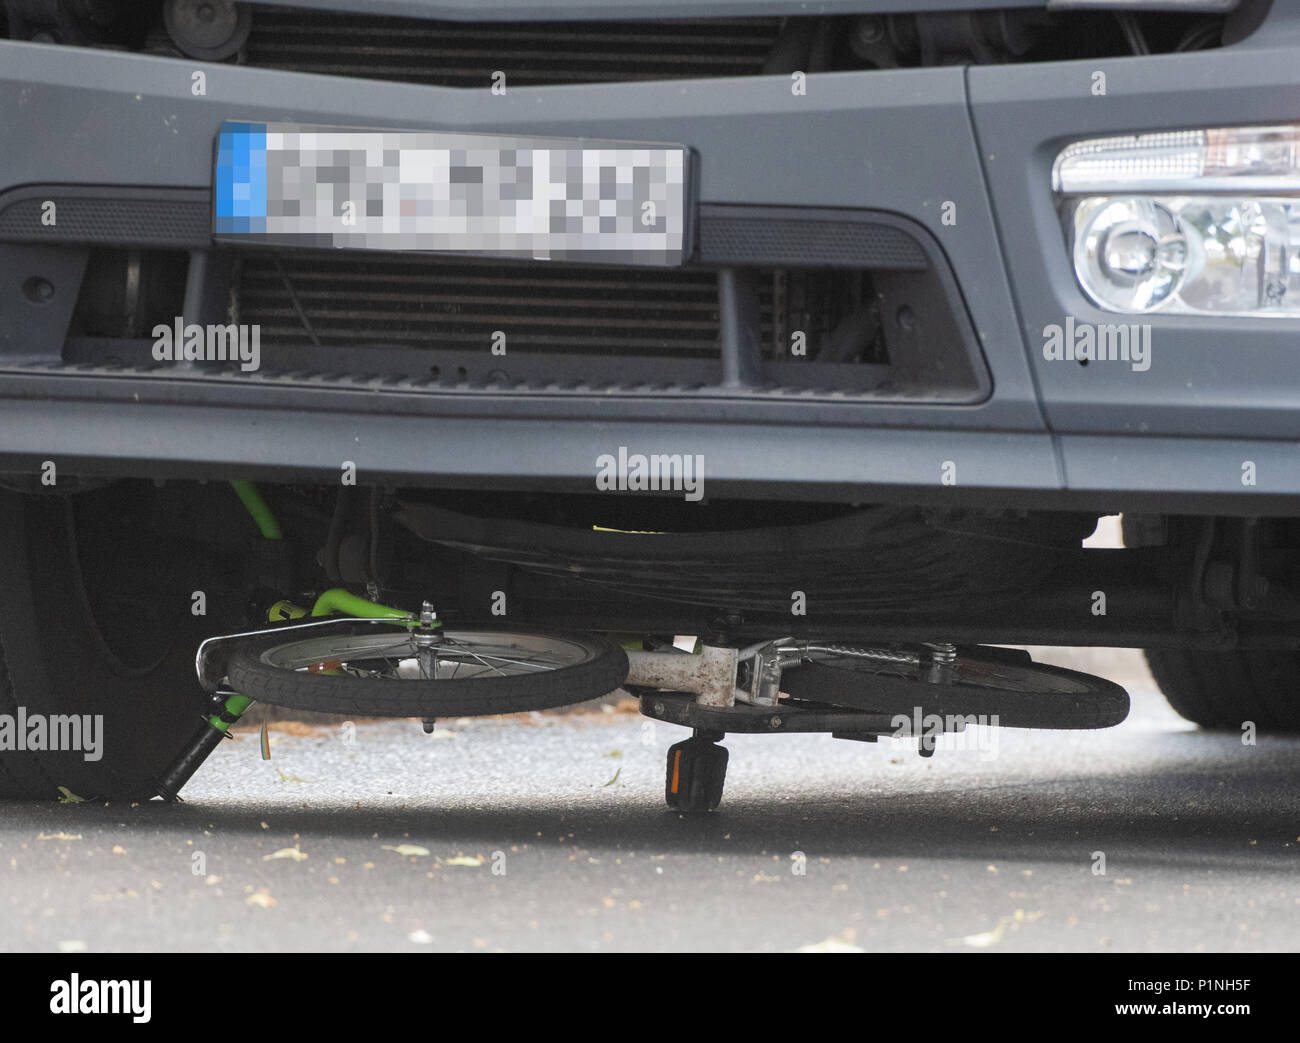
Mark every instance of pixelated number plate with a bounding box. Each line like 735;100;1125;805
213;121;691;266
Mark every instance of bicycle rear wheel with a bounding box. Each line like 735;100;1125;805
225;623;628;717
780;644;1128;729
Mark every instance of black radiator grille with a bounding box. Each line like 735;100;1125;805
239;254;738;357
51;202;981;400
236;253;878;369
244;8;786;87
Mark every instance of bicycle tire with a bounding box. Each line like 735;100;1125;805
225;623;628;717
780;645;1129;730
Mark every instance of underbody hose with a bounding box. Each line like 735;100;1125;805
229;479;283;540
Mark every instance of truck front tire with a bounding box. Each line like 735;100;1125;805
0;483;218;800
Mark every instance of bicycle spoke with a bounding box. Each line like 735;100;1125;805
436;637;562;673
346;640;418;659
437;649;551;672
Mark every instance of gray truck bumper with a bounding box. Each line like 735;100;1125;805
1;4;1298;510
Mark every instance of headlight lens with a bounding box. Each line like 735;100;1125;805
1055;126;1300;317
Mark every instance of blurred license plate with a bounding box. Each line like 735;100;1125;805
213;121;691;266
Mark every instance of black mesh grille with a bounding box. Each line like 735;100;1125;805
244;7;785;87
698;209;929;270
0;190;209;247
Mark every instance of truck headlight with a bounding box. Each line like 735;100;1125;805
1053;126;1300;317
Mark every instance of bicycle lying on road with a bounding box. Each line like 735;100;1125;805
159;584;1129;813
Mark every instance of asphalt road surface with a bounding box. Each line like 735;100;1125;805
2;649;1297;953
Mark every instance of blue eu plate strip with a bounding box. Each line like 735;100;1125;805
214;121;268;234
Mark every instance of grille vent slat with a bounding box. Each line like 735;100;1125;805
239;255;743;357
245;9;785;87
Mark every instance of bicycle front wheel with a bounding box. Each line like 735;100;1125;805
225;623;628;717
